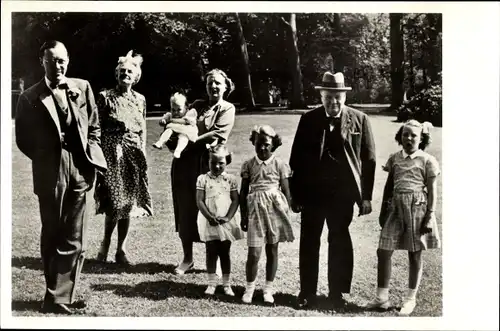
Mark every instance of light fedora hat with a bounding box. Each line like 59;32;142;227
314;71;352;91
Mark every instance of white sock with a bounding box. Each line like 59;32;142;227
246;281;256;292
264;281;274;293
207;273;217;286
406;288;417;301
376;287;389;301
222;274;231;287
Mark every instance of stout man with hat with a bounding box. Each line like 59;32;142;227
289;72;376;310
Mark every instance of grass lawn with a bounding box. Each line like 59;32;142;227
10;113;442;317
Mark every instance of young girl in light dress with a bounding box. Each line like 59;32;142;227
366;119;441;316
239;125;295;305
196;144;244;296
152;92;198;159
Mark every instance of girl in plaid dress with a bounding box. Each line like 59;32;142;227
366;120;441;316
196;144;244;296
240;125;295;305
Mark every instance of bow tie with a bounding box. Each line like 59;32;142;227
50;81;69;90
326;116;341;126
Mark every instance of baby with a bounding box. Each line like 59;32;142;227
153;92;198;158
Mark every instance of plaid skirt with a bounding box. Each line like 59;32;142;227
379;190;441;252
246;187;295;247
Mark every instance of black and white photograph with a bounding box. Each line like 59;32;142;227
1;1;499;330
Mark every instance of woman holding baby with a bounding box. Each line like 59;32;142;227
164;69;237;275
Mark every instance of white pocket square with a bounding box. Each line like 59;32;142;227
349;131;361;135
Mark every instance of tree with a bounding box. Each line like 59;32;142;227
235;13;256;108
390;13;405;112
332;13;344;73
281;14;306;109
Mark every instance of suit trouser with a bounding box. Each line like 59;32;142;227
38;148;93;304
299;194;355;298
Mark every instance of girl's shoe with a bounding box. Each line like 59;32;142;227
398;298;416;316
115;250;131;266
223;286;235;297
152;142;163;149
204;285;216;295
263;290;274;304
242;288;255;304
175;261;194;275
365;297;391;310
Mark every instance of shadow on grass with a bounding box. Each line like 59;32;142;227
11;256;204;275
90;280;368;314
91;280;300;309
11;300;41;313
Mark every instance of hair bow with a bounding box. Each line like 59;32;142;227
118;50;143;67
421;121;433;134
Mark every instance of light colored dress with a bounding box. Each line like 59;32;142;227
95;87;153;219
379;149;441;251
196;172;245;242
165;108;198;142
241;155;295;247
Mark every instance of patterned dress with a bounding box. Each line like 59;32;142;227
196;172;245;242
95;87;153;220
241;155;295;247
379;150;441;251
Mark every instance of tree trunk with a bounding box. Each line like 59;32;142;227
282;13;306;109
235;13;256;109
332;13;344;72
408;40;415;93
390;13;405;113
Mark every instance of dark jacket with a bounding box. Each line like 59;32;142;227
289;105;376;207
15;77;107;195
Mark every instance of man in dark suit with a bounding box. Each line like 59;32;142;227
15;40;107;314
289;72;376;310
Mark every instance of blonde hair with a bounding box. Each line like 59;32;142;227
115;50;143;85
205;69;235;97
170;92;187;107
249;125;283;152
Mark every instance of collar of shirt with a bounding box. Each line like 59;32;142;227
324;108;342;119
207;171;227;179
45;76;67;92
402;149;424;159
255;154;275;165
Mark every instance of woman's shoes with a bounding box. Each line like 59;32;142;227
174;261;194;275
96;242;109;262
115;250;131;266
96;252;107;263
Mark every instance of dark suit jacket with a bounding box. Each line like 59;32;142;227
15;77;107;195
289;105;376;207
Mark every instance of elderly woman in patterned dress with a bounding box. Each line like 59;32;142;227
94;50;153;265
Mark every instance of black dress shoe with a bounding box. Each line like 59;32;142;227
68;300;87;309
40;302;73;315
296;295;316;310
328;294;348;310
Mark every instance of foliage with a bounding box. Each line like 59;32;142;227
397;74;442;126
11;12;441;110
